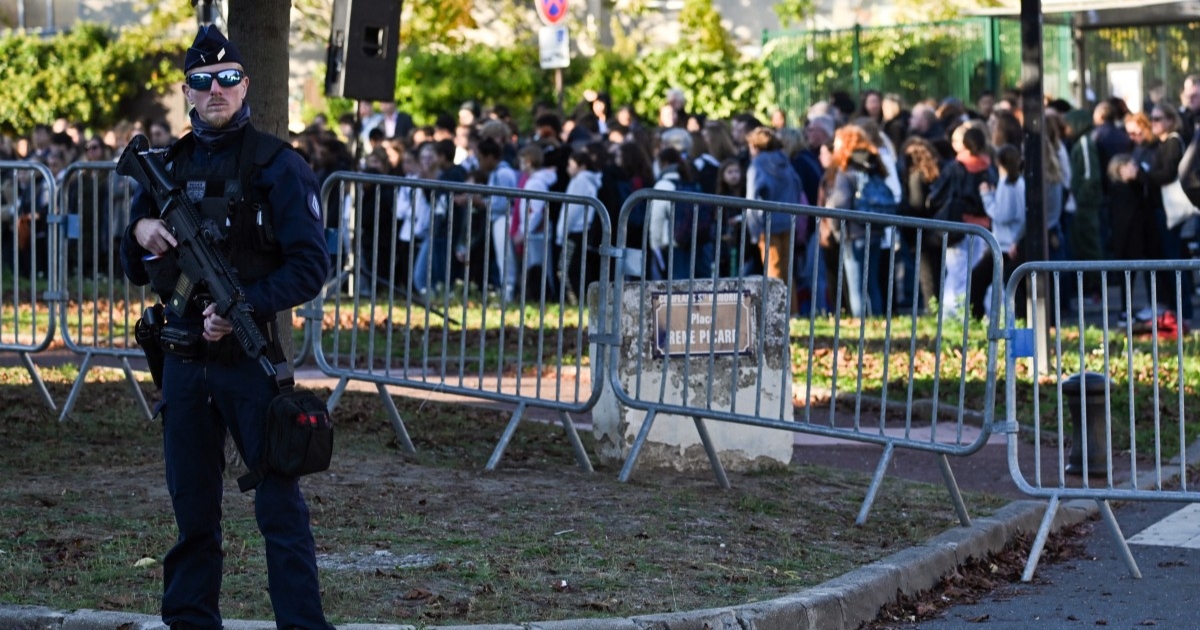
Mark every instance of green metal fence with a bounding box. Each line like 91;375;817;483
763;17;1200;118
762;17;1073;116
1081;21;1200;110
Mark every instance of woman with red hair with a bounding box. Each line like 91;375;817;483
823;124;889;317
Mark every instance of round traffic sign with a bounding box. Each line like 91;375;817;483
536;0;568;26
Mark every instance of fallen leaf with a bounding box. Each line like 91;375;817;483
133;557;156;568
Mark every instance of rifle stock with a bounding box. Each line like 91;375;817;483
119;134;279;378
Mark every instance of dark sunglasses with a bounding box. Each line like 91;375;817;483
186;69;245;91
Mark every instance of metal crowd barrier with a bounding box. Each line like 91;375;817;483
314;172;612;472
606;186;1006;525
56;162;156;421
1003;259;1200;580
0;160;59;410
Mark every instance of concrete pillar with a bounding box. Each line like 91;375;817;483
588;277;793;473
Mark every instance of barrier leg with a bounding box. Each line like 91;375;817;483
486;400;527;471
1022;493;1060;582
21;351;56;412
693;416;730;489
619;408;658;483
856;442;895;525
937;452;972;527
557;411;593;473
325;376;350;414
120;356;153;421
1098;498;1141;579
377;382;415;454
58;352;95;422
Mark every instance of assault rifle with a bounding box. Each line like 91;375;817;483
118;134;284;380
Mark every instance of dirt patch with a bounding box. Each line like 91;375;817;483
0;365;1010;626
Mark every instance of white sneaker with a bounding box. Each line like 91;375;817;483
1136;306;1155;322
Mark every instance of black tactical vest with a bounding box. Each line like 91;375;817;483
165;127;287;292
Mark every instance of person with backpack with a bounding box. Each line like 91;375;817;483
745;127;804;284
556;149;602;302
514;143;559;300
972;144;1026;321
647;146;694;280
823;124;893;318
927;124;997;319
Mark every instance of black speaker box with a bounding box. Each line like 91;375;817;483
325;0;402;102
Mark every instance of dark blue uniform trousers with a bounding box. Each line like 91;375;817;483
160;350;334;630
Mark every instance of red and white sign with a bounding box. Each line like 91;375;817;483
536;0;568;26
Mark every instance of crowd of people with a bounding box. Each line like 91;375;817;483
6;74;1200;328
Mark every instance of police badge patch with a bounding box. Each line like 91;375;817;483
187;181;206;202
308;193;321;221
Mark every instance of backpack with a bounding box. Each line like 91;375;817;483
671;179;716;247
853;171;898;216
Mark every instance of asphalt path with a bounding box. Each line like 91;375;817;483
885;498;1200;629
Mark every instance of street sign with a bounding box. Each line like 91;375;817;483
536;0;568;26
539;25;570;70
652;291;754;358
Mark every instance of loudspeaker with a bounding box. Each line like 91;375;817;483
325;0;402;102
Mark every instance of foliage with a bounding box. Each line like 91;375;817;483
401;0;476;49
632;47;776;121
0;23;184;135
678;0;737;58
391;43;559;129
572;2;773;125
773;0;816;29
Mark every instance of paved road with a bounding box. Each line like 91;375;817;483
887;499;1200;629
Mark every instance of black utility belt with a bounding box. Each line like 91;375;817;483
159;327;205;358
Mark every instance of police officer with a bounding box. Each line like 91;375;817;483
119;26;334;630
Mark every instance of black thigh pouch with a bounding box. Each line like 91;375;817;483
239;388;334;492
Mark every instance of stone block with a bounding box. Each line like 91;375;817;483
589;278;794;473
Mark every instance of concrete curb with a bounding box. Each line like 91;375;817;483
0;498;1096;630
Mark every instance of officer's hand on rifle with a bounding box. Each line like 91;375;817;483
134;218;179;255
201;302;233;342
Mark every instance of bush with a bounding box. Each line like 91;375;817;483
0;23;183;135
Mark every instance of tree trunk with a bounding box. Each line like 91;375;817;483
227;1;298;363
228;0;290;140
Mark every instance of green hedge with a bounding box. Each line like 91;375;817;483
342;43;775;132
0;24;183;135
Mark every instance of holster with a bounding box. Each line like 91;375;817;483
134;304;165;389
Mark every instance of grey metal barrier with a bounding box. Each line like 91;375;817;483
605;186;1005;526
314;172;612;472
0;160;60;410
56;162;155;421
1003;259;1200;581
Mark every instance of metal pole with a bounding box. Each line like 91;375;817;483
556;68;565;114
1021;0;1050;375
852;23;863;98
1073;16;1087;108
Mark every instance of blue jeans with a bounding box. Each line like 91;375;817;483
413;215;449;294
671;243;715;280
1155;207;1195;321
841;235;883;317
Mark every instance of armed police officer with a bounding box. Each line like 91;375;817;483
119;26;335;630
